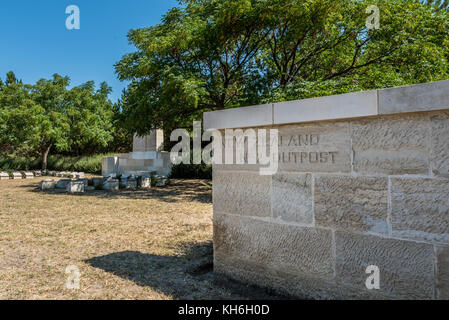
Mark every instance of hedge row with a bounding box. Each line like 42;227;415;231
0;154;112;174
0;154;212;179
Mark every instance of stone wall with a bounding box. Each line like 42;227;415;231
205;80;449;300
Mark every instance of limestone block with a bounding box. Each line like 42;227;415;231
272;173;313;224
336;231;435;299
351;115;430;175
56;179;72;189
378;80;449;115
274;90;378;125
33;171;42;177
23;172;34;179
315;175;388;235
431;112;449;177
66;181;85;193
39;179;55;190
214;214;334;279
436;246;449;300
204;104;273;130
103;179;119;191
75;178;89;188
391;177;449;243
213;170;271;217
0;172;9;180
140;177;152;188
155;175;169;187
12;172;22;179
277;122;351;173
125;178;137;189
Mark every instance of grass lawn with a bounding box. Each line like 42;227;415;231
0;178;282;300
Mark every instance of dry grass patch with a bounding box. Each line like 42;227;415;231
0;178;270;300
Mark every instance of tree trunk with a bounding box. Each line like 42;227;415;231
42;145;52;171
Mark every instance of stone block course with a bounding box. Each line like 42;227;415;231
351;114;430;175
390;177;449;244
335;231;435;299
214;214;334;279
272;173;313;224
315;175;388;235
213;170;271;218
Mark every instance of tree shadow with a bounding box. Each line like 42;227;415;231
84;242;291;300
22;179;212;204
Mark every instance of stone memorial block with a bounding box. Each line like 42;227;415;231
66;181;85;193
205;80;449;300
277;122;351;173
12;172;22;179
56;179;71;189
103;178;119;192
33;171;42;177
76;178;89;188
39;179;55;190
0;172;9;180
23;172;34;179
140;176;152;188
125;177;137;189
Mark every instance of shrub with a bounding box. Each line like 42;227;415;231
0;154;113;174
169;163;212;179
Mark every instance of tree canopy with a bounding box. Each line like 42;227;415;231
116;0;449;134
0;72;118;169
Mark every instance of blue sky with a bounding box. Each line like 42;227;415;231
0;0;179;102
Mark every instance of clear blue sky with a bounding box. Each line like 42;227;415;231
0;0;179;102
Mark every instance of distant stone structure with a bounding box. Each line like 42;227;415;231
102;129;172;177
205;80;449;300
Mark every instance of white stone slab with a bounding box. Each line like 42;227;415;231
379;80;449;115
274;90;378;125
204;104;273;130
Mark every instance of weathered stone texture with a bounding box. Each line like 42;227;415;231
315;175;388;235
391;178;449;244
213;171;271;217
214;214;334;279
431;112;449;177
336;231;435;299
277;122;351;173
436;246;449;300
352;115;430;175
272;173;313;224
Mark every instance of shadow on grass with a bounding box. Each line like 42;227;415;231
84;242;291;300
20;179;212;204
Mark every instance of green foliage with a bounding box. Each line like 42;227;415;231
116;0;449;134
0;154;111;173
169;163;212;179
0;72;119;169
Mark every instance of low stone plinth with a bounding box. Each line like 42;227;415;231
23;172;34;179
75;178;88;187
103;178;119;192
66;181;85;193
0;172;9;180
56;179;72;189
39;179;55;190
206;80;449;300
140;176;152;188
12;172;22;179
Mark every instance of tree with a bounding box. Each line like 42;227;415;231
116;0;449;134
